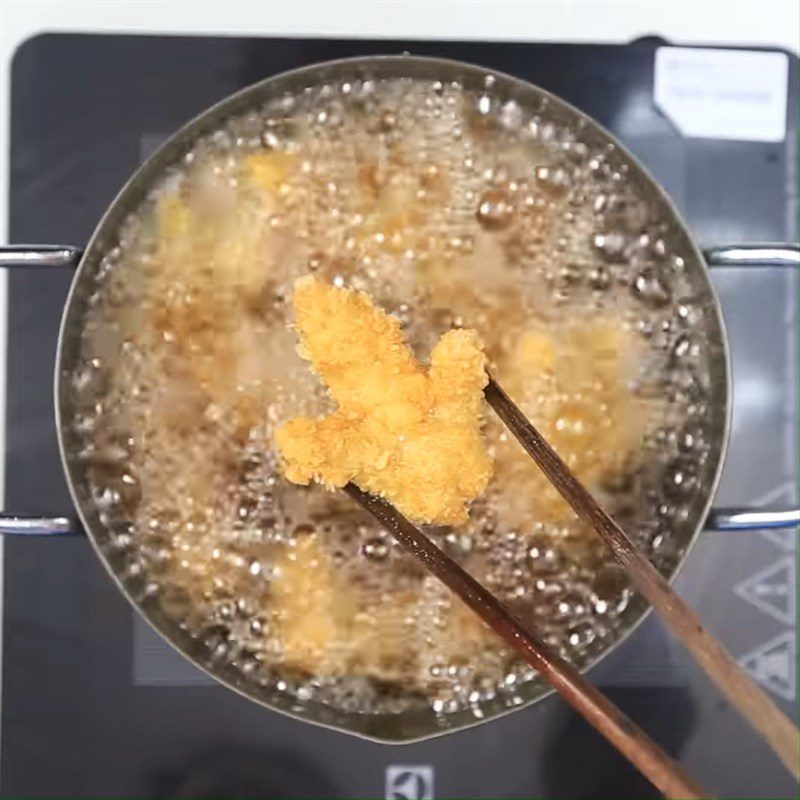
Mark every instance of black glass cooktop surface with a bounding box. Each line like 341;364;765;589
4;33;798;799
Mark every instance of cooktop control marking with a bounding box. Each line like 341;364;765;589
734;556;797;626
739;631;797;702
385;765;434;800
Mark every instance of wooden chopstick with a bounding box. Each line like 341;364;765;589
343;482;707;800
484;375;800;781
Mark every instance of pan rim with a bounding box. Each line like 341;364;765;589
53;53;732;744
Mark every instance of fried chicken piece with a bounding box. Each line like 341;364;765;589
275;276;492;525
269;533;350;673
493;320;648;526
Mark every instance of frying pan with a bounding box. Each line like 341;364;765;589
0;56;797;743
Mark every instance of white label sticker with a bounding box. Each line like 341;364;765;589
654;47;788;142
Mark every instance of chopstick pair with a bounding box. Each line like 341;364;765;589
344;375;800;800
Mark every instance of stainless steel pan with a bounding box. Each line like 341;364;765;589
1;56;797;743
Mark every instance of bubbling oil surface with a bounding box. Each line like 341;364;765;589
72;76;713;719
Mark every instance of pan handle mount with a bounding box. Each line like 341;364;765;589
1;246;83;534
706;507;800;532
0;515;78;535
0;245;83;269
1;245;796;534
10;509;788;535
704;244;799;269
704;243;799;531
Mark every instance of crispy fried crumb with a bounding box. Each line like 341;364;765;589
275;276;492;525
